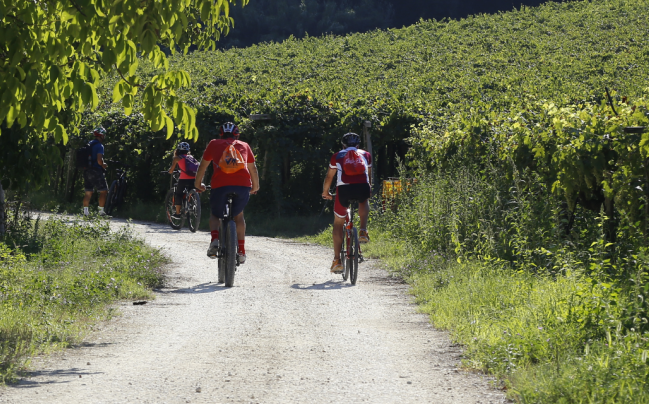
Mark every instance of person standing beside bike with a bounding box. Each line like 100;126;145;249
167;142;198;220
194;122;260;264
321;132;372;273
82;127;110;217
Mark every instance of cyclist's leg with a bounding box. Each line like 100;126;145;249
228;187;251;259
332;189;348;259
208;187;229;256
175;180;192;215
350;183;371;242
233;212;246;241
82;170;94;209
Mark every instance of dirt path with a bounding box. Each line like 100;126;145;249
0;219;504;404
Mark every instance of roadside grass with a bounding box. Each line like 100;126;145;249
0;214;167;383
306;221;649;402
301;168;649;403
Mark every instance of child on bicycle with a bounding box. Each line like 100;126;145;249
167;142;199;219
194;122;260;264
321;132;372;273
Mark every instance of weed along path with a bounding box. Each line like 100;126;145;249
1;219;504;404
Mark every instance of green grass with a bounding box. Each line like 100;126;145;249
0;214;167;383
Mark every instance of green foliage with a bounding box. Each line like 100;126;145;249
0;0;248;146
0;214;166;382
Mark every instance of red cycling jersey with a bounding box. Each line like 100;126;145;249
202;139;255;189
329;147;372;187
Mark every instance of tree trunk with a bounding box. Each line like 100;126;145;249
604;195;616;244
0;180;5;237
68;168;79;203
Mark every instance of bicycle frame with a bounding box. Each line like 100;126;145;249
344;202;363;261
217;194;238;266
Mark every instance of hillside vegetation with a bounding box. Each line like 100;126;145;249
39;0;648;225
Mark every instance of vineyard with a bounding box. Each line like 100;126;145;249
17;0;646;221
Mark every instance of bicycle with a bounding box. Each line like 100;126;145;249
216;193;240;287
105;161;131;215
162;170;202;232
327;192;364;285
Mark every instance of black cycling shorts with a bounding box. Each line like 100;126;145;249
334;183;371;218
84;168;108;192
174;179;195;205
210;186;251;218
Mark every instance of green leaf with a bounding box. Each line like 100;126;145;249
165;116;174;139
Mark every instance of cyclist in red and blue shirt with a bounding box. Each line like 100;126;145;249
321;132;372;273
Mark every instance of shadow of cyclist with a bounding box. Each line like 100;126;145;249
168;282;228;294
290;280;355;290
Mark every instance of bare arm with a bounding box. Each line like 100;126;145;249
168;156;181;173
321;167;337;200
247;163;260;195
97;153;107;169
194;159;211;191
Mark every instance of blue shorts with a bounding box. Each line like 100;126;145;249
210;186;251;218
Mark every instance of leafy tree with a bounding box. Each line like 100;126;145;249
0;0;247;144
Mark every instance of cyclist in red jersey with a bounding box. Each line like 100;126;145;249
167;142;197;219
195;123;260;264
321;132;372;273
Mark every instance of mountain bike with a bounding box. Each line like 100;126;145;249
327;192;364;285
341;198;364;285
105;161;131;215
162;170;202;232
216;193;240;287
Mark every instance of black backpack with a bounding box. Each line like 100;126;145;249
75;140;97;169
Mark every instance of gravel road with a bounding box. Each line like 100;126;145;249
0;219;505;404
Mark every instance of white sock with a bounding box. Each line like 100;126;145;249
83;207;89;215
98;206;105;213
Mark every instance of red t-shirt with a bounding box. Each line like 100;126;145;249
329;147;372;186
203;139;255;189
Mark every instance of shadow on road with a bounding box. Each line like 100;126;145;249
11;368;104;388
168;282;226;294
291;280;354;290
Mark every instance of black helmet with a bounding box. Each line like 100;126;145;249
341;132;361;148
219;122;240;139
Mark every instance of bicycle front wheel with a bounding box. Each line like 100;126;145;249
224;220;237;287
350;227;359;285
164;189;183;230
186;190;201;233
105;181;119;215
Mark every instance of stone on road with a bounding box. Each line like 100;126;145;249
0;220;504;403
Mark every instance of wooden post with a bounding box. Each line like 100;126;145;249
363;120;375;191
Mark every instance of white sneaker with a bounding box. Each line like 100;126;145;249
98;211;112;219
207;240;219;258
237;253;246;265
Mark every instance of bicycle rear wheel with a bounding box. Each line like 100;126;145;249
164;189;183;230
341;231;349;281
350;227;359;285
224;220;237;287
105;181;119;215
217;222;225;283
186;190;201;233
